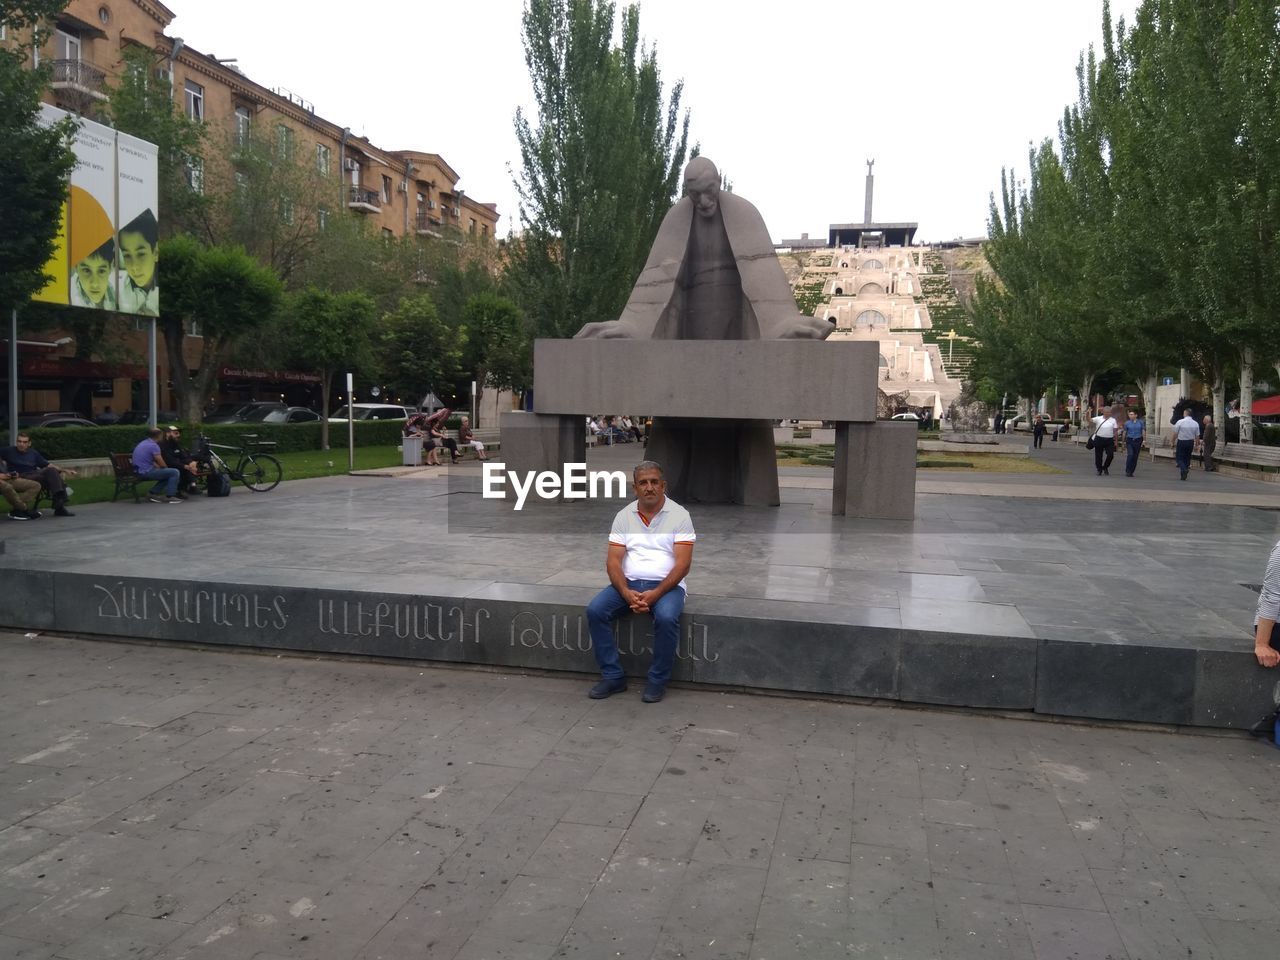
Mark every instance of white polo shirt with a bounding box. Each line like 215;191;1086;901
1090;415;1118;438
609;497;696;591
1173;416;1201;441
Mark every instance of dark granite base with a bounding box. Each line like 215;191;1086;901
2;568;1273;730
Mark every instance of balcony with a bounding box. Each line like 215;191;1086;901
347;187;381;213
415;212;444;236
50;59;109;100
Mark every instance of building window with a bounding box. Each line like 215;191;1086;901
381;175;392;204
469;218;476;236
276;124;294;160
233;171;248;201
185;319;202;337
317;207;329;230
184;156;203;193
184;79;204;121
482;223;489;240
0;24;6;41
234;105;251;146
381;227;394;240
54;29;80;61
280;197;294;225
315;143;331;176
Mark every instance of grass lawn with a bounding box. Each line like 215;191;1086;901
60;445;405;506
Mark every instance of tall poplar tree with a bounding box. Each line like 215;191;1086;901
508;0;692;338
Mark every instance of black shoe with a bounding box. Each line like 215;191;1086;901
7;510;30;521
53;505;74;516
641;684;666;704
148;495;167;503
1180;471;1188;480
589;678;627;699
25;509;41;519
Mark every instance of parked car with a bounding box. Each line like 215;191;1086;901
328;403;412;422
22;415;98;429
242;405;322;424
890;412;920;421
203;401;287;424
117;409;180;425
17;411;85;428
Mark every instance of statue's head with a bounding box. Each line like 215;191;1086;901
683;157;720;219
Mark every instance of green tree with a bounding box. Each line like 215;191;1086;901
105;45;208;239
379;295;466;407
285;288;377;450
160;235;284;421
462;292;532;423
508;0;692;338
0;1;78;312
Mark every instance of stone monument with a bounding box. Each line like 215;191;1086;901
503;156;918;519
574;157;829;505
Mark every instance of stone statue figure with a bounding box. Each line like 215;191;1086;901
576;157;830;505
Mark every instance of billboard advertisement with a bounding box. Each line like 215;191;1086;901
30;105;158;315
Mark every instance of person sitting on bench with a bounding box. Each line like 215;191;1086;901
0;451;42;520
132;428;183;504
0;433;76;516
160;425;201;497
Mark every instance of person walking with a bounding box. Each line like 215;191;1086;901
1172;409;1201;480
1199;414;1217;472
1089;406;1119;476
1032;415;1046;450
1122;409;1145;477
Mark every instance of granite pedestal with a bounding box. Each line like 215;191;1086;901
833;421;918;520
0;461;1275;732
498;411;586;502
513;338;913;515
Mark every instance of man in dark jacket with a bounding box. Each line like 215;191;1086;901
1200;415;1217;472
160;425;201;497
0;433;76;516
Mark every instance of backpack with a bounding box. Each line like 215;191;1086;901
1248;706;1280;747
206;470;231;497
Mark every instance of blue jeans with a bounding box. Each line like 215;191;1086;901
1175;439;1194;474
586;579;684;687
138;467;179;496
1125;437;1142;476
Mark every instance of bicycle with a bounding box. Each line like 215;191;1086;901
194;433;283;492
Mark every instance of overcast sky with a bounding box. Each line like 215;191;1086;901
163;0;1139;243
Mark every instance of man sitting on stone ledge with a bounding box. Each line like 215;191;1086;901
586;460;695;704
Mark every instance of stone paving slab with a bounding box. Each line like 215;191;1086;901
0;632;1278;959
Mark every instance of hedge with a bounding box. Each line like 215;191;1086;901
0;419;407;459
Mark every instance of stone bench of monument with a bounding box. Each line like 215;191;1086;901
500;339;917;519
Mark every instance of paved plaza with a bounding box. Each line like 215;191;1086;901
2;437;1279;958
0;631;1278;960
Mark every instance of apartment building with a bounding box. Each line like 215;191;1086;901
7;0;500;418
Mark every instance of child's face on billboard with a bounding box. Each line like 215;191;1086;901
119;231;157;289
75;254;113;304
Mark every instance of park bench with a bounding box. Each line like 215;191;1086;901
1150;436;1280;473
109;453;144;503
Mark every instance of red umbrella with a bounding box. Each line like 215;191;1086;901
1251;395;1280;417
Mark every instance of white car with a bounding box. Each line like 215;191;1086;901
328;403;412;422
890;412;921;421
